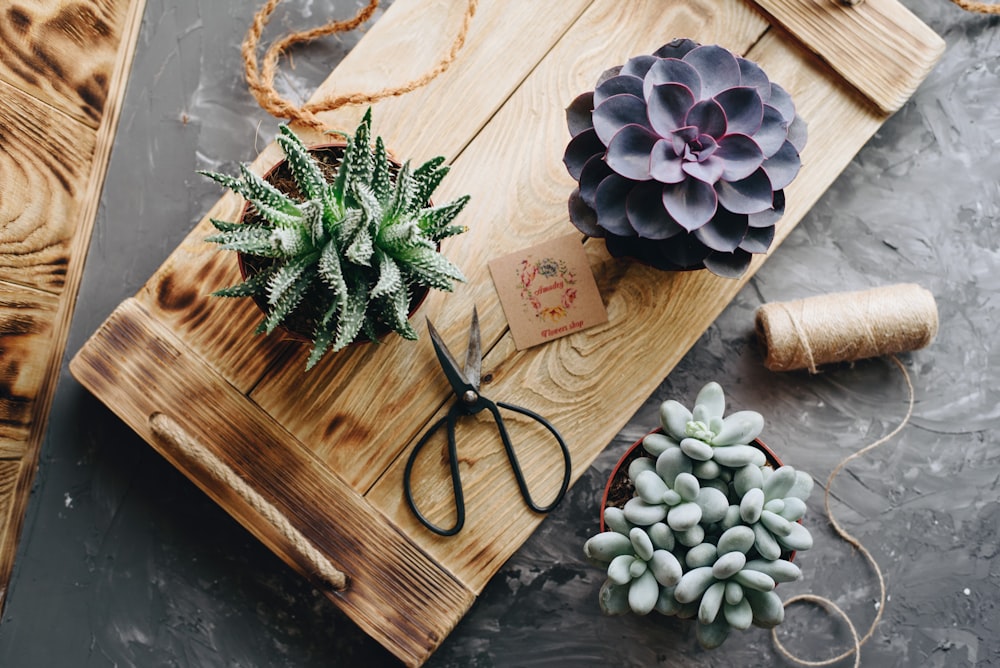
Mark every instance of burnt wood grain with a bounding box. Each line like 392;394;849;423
0;0;146;613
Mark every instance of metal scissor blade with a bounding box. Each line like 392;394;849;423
426;317;473;397
464;306;482;391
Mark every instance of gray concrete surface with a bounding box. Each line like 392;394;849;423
1;1;997;666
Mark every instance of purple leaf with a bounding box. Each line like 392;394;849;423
738;224;775;254
568;188;604;237
716;133;764;181
579;154;614;207
714;87;763;136
606;125;658;181
767;83;796;123
685;99;727;139
786;114;808;153
662;178;718;230
761;140;801;190
650;139;684;183
595;74;644;106
736;57;771;102
703;249;752;278
622;54;658;79
715;168;773;214
566;92;594;138
682;155;724;184
653;39;700;60
754;105;790;157
643;58;702;102
595;65;623;89
660;232;713;267
627;181;684;240
749;190;784;228
647;83;695;137
671;126;699;155
692;207;747;252
595;174;638;236
682;45;741;99
593;94;650;145
563;128;605;180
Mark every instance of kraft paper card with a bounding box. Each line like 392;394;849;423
488;234;608;350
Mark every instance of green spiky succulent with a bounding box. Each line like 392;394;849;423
200;108;469;369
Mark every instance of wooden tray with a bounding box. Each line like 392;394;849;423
70;1;943;665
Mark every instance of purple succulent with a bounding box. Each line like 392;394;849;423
564;39;807;278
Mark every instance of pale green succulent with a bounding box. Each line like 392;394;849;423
669;525;801;648
734;463;814;560
584;507;682;616
201;108;469;369
647;381;767;468
584;382;815;649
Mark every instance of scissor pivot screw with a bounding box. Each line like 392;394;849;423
462;390;478;405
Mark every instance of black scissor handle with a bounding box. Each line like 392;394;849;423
492;401;572;513
403;407;465;537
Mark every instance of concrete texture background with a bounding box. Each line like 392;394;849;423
1;1;998;666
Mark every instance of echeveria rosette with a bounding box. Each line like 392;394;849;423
563;39;807;278
734;463;815;559
584;507;683;615
647;381;768;469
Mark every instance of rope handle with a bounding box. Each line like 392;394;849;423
149;412;348;592
242;0;479;130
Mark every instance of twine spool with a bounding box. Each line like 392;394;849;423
755;284;938;373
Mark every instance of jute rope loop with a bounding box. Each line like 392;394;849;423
242;0;479;130
950;0;1000;12
771;356;914;666
149;412;348;592
843;0;998;11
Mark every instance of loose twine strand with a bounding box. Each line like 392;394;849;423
149;412;348;592
771;355;914;667
242;0;479;130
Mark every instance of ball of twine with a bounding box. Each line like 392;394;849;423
755;283;938;373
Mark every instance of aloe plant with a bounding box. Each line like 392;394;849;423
201;108;469;369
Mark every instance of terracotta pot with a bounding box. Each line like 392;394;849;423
235;142;430;344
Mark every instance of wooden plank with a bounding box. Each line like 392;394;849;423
0;0;146;616
250;0;772;494
134;0;597;395
69;298;475;668
365;24;890;591
0;459;22;606
0;0;128;128
751;0;945;113
0;281;58;454
0;79;95;294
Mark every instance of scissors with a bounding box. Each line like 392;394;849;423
404;307;572;536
